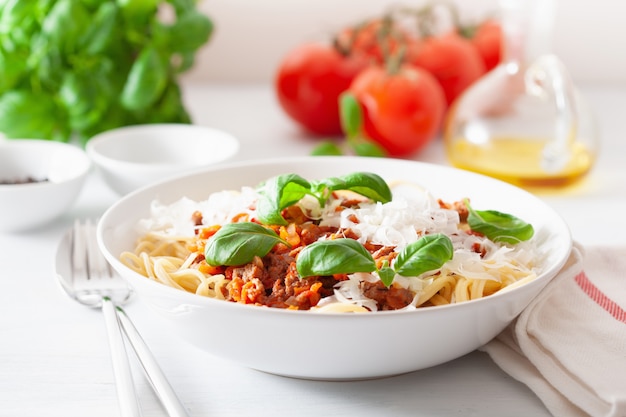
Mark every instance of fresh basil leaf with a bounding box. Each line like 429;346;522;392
204;222;287;266
339;92;363;139
29;47;66;91
0;90;69;140
59;71;110;131
351;140;387;157
80;2;119;55
296;238;376;278
167;0;196;15
77;103;131;146
37;0;57;16
118;0;159;25
171;50;196;73
311;141;343;156
393;234;454;277
145;82;190;123
79;0;103;11
1;1;39;51
256;173;311;225
0;0;32;34
40;0;90;53
120;45;168;111
377;263;396;287
165;10;213;53
465;200;534;244
317;172;392;203
0;47;26;93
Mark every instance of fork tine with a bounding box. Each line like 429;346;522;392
72;218;134;303
72;218;86;277
85;219;108;280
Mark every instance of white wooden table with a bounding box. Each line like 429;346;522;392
1;82;624;417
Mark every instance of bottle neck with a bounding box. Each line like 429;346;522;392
500;0;557;71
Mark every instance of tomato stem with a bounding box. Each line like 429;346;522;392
331;37;350;57
375;14;394;61
332;19;372;57
385;45;405;76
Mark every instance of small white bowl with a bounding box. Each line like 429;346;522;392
0;139;91;233
86;124;240;195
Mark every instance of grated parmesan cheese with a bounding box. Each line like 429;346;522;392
136;182;541;311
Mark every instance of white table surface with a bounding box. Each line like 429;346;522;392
1;82;624;417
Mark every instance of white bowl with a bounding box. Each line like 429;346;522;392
0;139;91;233
97;156;572;380
86;124;240;195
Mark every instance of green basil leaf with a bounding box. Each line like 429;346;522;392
79;0;104;11
351;140;387;157
0;90;69;140
37;0;57;16
339;92;362;139
0;47;26;93
165;11;213;53
204;222;287;266
393;234;454;277
316;172;392;203
296;238;376;278
0;1;38;50
311;141;343;156
120;45;168;111
144;82;190;123
466;200;534;244
167;0;195;15
40;0;90;53
80;2;119;55
77;103;131;145
0;0;32;34
59;71;110;131
118;0;159;25
378;264;396;287
26;45;65;90
256;174;311;225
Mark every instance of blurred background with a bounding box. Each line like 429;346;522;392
187;0;626;86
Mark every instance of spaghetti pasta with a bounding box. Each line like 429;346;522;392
120;177;540;312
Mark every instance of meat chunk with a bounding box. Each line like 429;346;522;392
362;281;414;311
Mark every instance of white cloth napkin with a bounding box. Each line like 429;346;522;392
481;243;626;417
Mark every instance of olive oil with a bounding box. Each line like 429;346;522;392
446;137;594;188
443;0;599;192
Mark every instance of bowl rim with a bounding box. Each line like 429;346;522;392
98;155;573;317
85;123;240;169
0;139;92;188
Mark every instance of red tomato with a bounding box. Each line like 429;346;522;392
334;18;410;63
349;65;446;157
275;43;370;136
469;20;502;72
406;33;486;106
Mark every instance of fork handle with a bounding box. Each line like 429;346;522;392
116;307;191;417
102;297;142;417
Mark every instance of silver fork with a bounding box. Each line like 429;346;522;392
56;219;190;417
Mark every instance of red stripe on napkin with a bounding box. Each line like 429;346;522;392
575;271;626;324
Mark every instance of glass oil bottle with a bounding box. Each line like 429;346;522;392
444;0;599;189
